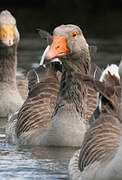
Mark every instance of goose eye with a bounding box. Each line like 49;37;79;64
72;32;77;38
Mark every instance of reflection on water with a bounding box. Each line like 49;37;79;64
0;144;72;180
0;118;75;180
0;29;122;179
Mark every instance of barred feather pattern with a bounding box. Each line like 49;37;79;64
15;77;60;138
68;150;81;180
79;113;121;172
86;87;98;125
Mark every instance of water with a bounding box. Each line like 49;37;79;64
0;144;71;180
1;9;122;179
1;119;77;180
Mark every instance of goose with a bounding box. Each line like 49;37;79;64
38;28;101;123
68;62;122;180
43;24;101;146
6;24;101;146
0;10;28;117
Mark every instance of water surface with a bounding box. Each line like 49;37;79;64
0;118;77;180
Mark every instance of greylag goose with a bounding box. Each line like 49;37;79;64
6;24;101;146
68;62;122;180
38;28;101;123
44;24;101;146
0;10;28;117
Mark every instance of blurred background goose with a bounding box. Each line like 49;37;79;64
6;24;101;146
68;62;122;180
0;10;28;117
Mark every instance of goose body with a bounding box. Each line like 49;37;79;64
7;24;100;146
69;62;122;180
6;63;61;144
0;10;27;117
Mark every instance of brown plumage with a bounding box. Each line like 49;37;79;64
39;28;101;126
69;63;122;180
7;24;101;146
79;113;121;171
0;10;28;117
43;24;92;146
6;63;61;144
16;66;60;138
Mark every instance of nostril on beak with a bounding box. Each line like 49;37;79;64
9;40;11;45
56;45;60;49
8;39;13;46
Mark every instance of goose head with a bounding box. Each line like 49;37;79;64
45;24;89;61
0;10;20;47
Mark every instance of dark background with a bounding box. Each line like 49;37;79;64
1;0;122;70
1;0;122;38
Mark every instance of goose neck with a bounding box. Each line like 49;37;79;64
0;43;17;84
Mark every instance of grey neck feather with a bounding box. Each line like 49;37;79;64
0;43;17;84
52;50;90;120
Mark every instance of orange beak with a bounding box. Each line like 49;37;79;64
45;35;69;60
0;24;14;46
